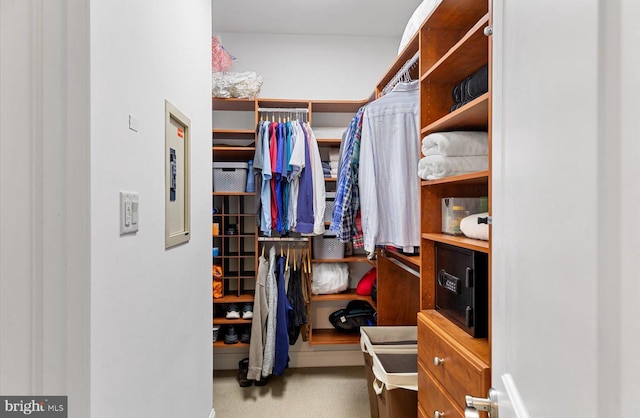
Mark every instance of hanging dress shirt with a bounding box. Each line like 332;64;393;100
358;81;420;253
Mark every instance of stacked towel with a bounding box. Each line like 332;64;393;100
422;131;488;157
450;64;488;112
418;131;488;180
418;155;488;180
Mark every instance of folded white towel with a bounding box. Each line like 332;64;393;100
418;155;488;180
460;212;489;241
422;131;488;157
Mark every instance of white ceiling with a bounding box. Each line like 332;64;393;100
211;0;422;37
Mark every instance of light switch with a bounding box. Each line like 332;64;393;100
120;191;139;234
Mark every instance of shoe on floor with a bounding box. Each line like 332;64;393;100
224;325;238;344
237;358;252;387
254;374;270;386
240;326;251;344
242;303;253;320
226;304;240;319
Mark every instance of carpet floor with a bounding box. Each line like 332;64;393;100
213;366;371;418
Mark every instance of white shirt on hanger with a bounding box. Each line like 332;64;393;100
358;80;420;253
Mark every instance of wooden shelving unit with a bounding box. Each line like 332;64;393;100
309;329;361;346
311;289;376;307
417;1;492;416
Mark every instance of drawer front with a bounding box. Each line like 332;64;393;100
418;320;489;409
418;402;428;418
419;361;464;418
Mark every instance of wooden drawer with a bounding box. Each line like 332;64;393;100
418;311;490;410
418;402;428;418
419;361;464;418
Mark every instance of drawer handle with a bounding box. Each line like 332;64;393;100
434;411;445;418
433;356;444;366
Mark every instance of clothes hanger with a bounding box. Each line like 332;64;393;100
293;247;297;272
261;244;265;258
286;244;290;271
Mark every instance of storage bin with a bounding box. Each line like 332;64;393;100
441;196;488;235
324;192;336;223
360;327;418;418
313;232;345;259
213;162;248;192
370;349;418;418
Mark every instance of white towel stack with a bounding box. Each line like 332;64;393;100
418;131;488;180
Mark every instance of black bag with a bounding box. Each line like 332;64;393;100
329;300;377;333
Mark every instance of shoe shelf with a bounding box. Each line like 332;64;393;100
212;318;253;326
309;329;360;346
213;341;250;349
311;289;376;309
213;294;254;304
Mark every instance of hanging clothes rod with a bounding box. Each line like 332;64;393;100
258;237;310;242
380;51;419;97
258;107;309;113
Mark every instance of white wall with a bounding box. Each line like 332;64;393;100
90;1;212;417
1;1;91;416
216;32;400;100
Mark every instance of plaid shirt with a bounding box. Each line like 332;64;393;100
330;107;365;245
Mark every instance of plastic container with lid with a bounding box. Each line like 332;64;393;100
441;197;487;235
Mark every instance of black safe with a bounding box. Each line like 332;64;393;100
435;243;488;338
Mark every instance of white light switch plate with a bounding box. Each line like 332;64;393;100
120;191;139;234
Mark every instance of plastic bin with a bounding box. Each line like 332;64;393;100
213;162;248;192
360;327;418;418
324;192;336;223
313;232;345;259
441;196;488;235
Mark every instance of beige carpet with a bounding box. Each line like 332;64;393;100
213;366;371;418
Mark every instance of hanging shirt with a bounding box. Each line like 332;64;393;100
359;81;420;253
254;121;272;236
304;123;326;235
269;123;279;231
330;107;365;243
273;255;292;376
295;124;314;234
288;121;305;232
275;123;286;234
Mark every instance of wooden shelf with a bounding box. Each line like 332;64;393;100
211;234;256;238
324;177;337;182
421;233;489;253
312;289;376;307
212;191;255;196
312;255;373;264
257;98;309;108
213;340;250;349
421;93;489;136
421;170;489;186
420;15;489;85
212;317;253;325
213;294;254;304
212;98;255;111
419;310;490;366
383;248;421;271
316;138;342;145
212;129;255;137
311;100;367;113
309;329;361;346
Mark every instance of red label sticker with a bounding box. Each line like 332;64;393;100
177;128;184;138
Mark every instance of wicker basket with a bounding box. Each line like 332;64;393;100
313;232;345;259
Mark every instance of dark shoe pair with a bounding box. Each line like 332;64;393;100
236;358;271;387
237;358;252;387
